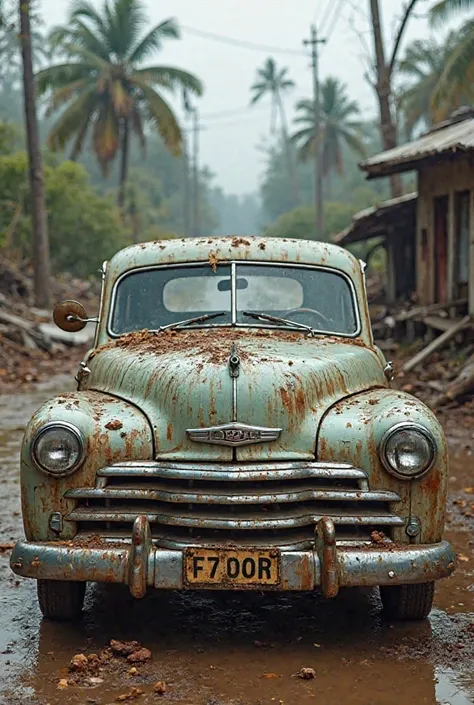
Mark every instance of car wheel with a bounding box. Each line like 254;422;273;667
37;579;86;620
380;582;435;620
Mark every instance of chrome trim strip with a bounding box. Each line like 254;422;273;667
65;487;401;505
106;261;362;339
96;461;369;485
93;260;107;349
66;509;405;530
231;261;237;325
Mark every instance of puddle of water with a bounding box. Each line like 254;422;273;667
0;377;473;705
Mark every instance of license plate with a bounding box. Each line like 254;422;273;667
184;547;280;588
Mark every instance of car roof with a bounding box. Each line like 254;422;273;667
107;236;361;280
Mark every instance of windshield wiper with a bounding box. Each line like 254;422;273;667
156;312;226;333
242;311;313;335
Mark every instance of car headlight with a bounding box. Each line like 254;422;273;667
32;422;85;476
380;423;436;479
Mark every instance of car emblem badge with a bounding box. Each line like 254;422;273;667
187;422;281;447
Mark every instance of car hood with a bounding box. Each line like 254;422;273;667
87;329;387;461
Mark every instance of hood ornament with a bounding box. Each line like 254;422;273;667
187;422;281;447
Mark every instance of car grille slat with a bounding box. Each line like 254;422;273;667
65;486;400;505
65;461;403;549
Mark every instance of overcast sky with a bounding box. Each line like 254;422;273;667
40;1;458;196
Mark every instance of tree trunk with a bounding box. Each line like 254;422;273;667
369;0;402;198
277;93;299;207
118;118;129;210
19;0;51;308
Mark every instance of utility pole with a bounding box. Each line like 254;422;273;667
191;106;200;238
181;130;191;237
182;91;192;237
303;25;325;240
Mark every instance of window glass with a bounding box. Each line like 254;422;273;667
110;263;358;336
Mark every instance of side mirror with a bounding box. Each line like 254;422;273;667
53;300;96;333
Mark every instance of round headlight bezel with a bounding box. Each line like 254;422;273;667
380;422;436;480
31;421;85;477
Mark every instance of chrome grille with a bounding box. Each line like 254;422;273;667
65;461;403;550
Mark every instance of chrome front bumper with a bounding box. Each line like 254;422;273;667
10;517;456;598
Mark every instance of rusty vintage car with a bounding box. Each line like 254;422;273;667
11;237;455;620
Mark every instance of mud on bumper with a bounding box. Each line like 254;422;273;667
10;517;456;599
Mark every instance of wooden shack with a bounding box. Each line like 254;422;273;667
359;109;474;332
335;192;417;305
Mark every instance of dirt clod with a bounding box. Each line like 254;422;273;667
110;640;141;657
105;419;123;430
295;667;316;680
116;688;143;702
370;530;386;544
69;653;89;671
153;681;167;695
127;648;151;664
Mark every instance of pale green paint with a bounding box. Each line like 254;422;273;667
21;392;153;540
95;237;372;347
318;388;448;543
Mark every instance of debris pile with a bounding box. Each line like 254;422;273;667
395;345;474;412
0;257;99;390
55;639;166;699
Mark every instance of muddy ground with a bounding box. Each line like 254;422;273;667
0;375;473;705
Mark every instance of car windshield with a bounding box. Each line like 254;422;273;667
110;263;358;336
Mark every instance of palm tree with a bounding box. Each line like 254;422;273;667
250;57;299;204
399;33;473;133
37;0;203;208
430;1;474;111
291;78;365;197
19;0;51;307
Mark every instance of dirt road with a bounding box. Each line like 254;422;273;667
0;379;473;705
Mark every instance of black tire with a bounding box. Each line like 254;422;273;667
380;582;435;621
37;580;86;621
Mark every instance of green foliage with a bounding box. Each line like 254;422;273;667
291;78;365;175
260;132;388;223
398;33;472;133
0;152;126;275
38;0;202;186
264;202;357;242
0;121;23;154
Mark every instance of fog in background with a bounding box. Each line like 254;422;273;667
40;0;465;195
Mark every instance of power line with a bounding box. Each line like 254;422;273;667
318;1;336;34
181;25;306;57
324;0;348;43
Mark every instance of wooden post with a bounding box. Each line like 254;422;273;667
386;233;396;304
447;185;455;312
469;192;474;316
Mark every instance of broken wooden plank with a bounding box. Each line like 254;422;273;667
394;298;468;322
433;354;474;407
422;315;463;333
0;309;35;331
402;315;472;373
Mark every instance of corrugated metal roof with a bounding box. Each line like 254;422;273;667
334;192;417;245
360;118;474;178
